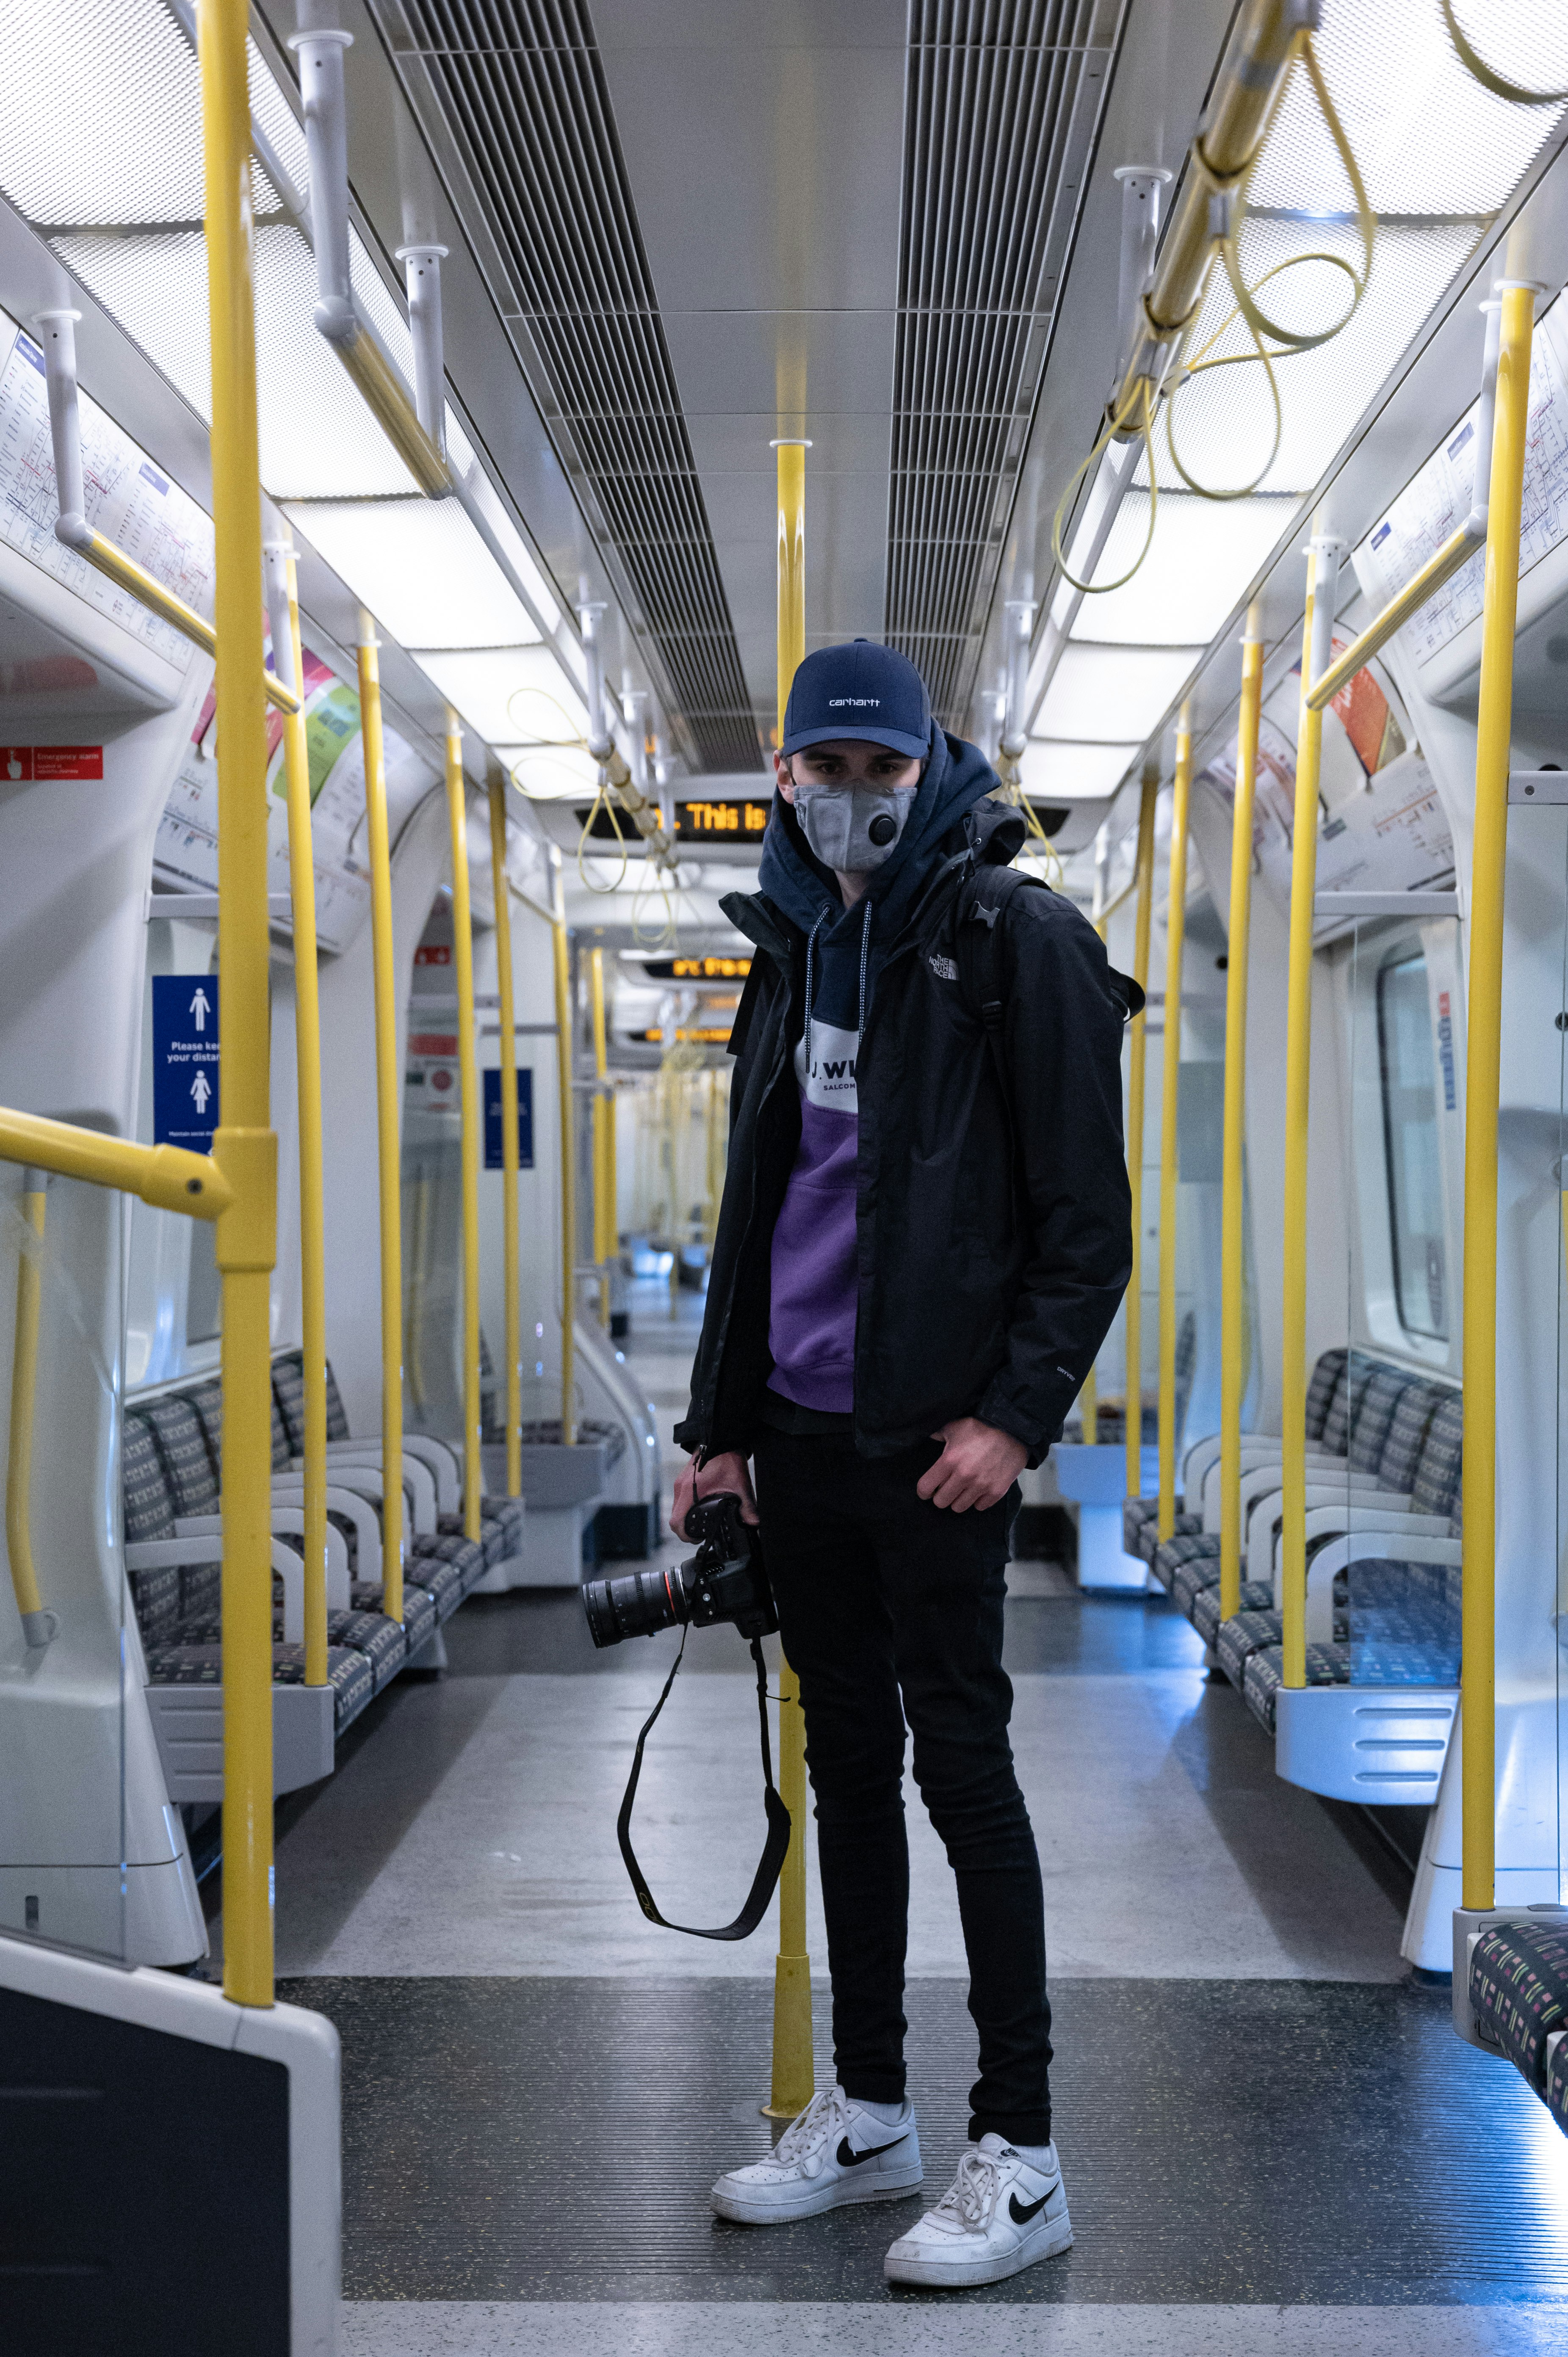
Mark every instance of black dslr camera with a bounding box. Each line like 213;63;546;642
582;1491;777;1649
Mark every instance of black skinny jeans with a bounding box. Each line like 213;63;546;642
752;1426;1052;2146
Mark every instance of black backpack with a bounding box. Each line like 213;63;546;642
955;861;1145;1096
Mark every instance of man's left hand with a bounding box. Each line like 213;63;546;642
917;1417;1029;1513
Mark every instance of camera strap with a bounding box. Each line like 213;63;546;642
616;1629;793;1941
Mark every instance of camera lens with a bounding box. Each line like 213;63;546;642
582;1563;688;1648
868;812;897;847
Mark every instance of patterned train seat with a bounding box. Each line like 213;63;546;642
1242;1641;1350;1735
1468;1922;1568;2093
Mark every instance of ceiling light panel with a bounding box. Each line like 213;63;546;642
1064;495;1290;647
416;648;587;747
0;0;204;225
285;499;543;650
54;224;418;498
1034;645;1201;743
1148;220;1480;496
0;3;291;224
1251;0;1568;219
1020;742;1139;801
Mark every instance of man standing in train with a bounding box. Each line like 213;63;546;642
671;638;1133;2289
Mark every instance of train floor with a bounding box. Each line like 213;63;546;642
206;1285;1568;2349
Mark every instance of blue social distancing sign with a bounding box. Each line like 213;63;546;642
152;974;220;1150
483;1065;534;1170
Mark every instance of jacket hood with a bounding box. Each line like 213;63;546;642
755;730;1004;1006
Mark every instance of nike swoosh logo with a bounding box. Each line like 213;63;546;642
1009;2183;1059;2224
836;2133;907;2168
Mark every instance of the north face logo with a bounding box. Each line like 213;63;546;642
928;954;958;982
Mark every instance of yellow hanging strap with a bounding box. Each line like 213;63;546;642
552;911;577;1447
1219;609;1264;1622
1156;707;1193;1544
357;611;403;1622
1461;280;1537;1913
6;1177;50;1647
766;430;814;2123
445;714;485;1544
487;778;523;1499
277;549;329;1688
589;948;614;1328
1123;772;1159;1501
1280;530;1344;1688
201;0;279;2009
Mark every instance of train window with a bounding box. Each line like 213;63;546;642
1376;952;1446;1342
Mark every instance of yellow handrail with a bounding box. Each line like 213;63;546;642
1124;769;1159;1500
201;0;280;2010
6;1177;50;1647
445;712;485;1544
1156;705;1193;1544
1219;608;1264;1621
487;777;523;1499
589;948;614;1328
0;1110;230;1217
275;547;329;1689
79;529;299;714
550;911;577;1447
767;430;814;2123
357;611;404;1623
1304;526;1478;715
1462;281;1536;1913
1280;531;1345;1688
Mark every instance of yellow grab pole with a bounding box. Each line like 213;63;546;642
1156;706;1193;1543
200;0;278;2008
487;779;523;1497
1219;609;1264;1621
1124;771;1159;1499
766;431;814;2122
1462;281;1536;1913
551;913;577;1447
272;547;328;1687
1280;531;1345;1687
6;1177;50;1646
445;713;484;1543
74;531;299;714
589;948;613;1327
774;440;807;722
357;610;403;1620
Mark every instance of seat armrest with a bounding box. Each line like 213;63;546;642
294;1451;436;1534
270;1481;381;1584
176;1511;350;1611
1272;1511;1454;1586
126;1534;307;1643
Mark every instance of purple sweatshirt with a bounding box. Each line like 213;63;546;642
767;1017;859;1413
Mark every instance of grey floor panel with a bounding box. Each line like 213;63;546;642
277;1975;1568;2307
265;1664;1408;1979
340;2301;1568;2353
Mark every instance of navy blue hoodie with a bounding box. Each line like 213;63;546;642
755;729;1001;1413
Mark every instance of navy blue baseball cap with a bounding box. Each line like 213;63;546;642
781;638;933;761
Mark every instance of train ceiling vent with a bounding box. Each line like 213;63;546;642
389;0;760;774
887;0;1120;729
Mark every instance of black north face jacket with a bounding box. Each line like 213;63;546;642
673;800;1134;1466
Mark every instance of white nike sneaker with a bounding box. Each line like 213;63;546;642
711;2084;923;2224
883;2133;1072;2287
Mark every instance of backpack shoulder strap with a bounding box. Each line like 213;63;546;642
957;863;1044;1030
955;863;1047;1098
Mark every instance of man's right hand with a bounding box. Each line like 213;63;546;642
670;1449;758;1538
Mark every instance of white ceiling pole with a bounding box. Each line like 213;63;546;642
396;243;450;458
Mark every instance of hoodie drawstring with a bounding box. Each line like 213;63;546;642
803;907;829;1079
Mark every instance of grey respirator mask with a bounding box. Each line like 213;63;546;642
791;780;920;873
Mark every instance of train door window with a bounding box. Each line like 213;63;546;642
185;1215;221;1345
1376;951;1446;1342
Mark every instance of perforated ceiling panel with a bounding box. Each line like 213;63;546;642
888;0;1120;728
386;0;760;772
